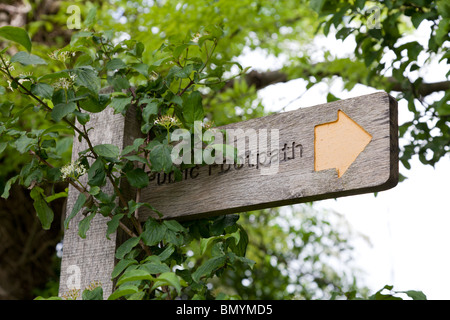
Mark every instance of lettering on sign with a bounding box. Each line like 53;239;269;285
151;141;303;186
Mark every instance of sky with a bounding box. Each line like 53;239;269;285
236;21;450;299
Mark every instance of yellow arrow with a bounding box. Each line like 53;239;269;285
314;110;372;178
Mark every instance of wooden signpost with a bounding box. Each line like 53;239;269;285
59;91;398;297
140;91;398;221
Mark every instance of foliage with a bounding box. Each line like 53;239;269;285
347;284;427;300
90;0;449;171
212;207;366;300
0;23;255;300
308;0;449;170
1;0;441;300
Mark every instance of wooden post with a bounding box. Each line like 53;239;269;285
58;106;140;298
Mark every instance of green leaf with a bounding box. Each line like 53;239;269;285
192;255;227;283
435;18;450;46
106;214;124;240
73;66;100;94
116;269;153;286
355;0;365;9
64;193;87;229
78;211;96;239
164;228;184;246
144;140;161;151
74;54;93;68
51;102;77;122
402;290;427;300
435;92;450;116
169;95;183;107
1;175;18;199
0;102;13;117
111;258;137;279
31;83;54;100
88;186;100;196
111;96;132;114
0;85;5;95
211;214;239;236
45;191;68;203
24;167;43;188
34;296;62;300
128;41;145;58
0;26;32;52
142;101;159;123
121;138;145;156
437;0;450;18
77;90;110;113
126;168;149;189
163;219;187;233
116;237;141;259
200;236;220;255
11;51;47;66
158;244;175;261
106;58;127;70
88;158;106;186
205;24;224;39
233;226;249;257
93;144;120;159
152;272;182;295
111;75;130;91
123;155;148;165
126;200;162;219
84;7;98;28
173;44;189;59
15;134;37;154
176;64;193;79
411;12;436;29
141;219;167;246
183;91;204;124
0;142;7;154
149;143;172;172
140;262;171;275
369;285;403;300
82;287;103;300
131;63;149;77
38;71;70;82
227;252;255;269
30;187;54;230
310;0;326;14
127;200;143;217
108;285;139;300
73;110;90;125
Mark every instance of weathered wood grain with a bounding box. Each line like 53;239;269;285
58;106;141;298
140;91;398;221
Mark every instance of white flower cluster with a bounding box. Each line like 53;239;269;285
0;58;14;72
149;71;159;81
154;115;181;128
48;50;76;62
201;120;214;129
6;77;33;91
54;74;77;90
60;160;87;180
191;32;201;43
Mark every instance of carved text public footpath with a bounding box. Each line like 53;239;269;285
151;140;303;186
